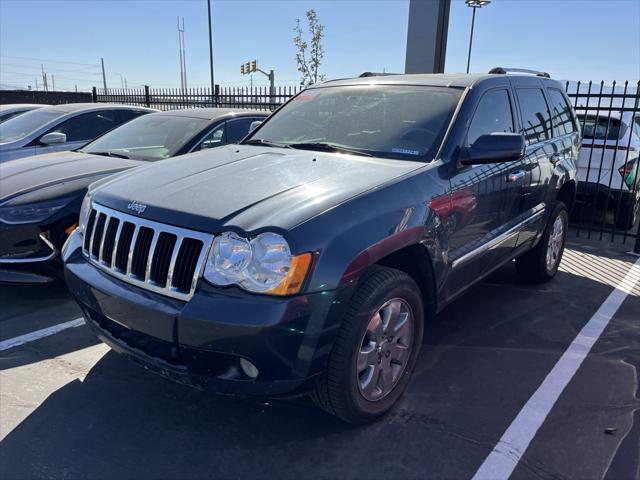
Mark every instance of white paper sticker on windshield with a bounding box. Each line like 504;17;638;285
392;147;420;156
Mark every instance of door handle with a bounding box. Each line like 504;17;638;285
506;170;525;182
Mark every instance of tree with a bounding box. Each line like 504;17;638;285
293;9;325;87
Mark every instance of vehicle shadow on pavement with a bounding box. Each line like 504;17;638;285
1;257;637;480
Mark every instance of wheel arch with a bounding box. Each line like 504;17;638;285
557;179;577;213
374;243;439;319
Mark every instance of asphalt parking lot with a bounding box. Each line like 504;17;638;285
1;234;639;480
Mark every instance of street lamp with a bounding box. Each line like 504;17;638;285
465;0;491;74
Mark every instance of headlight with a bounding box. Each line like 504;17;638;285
78;194;92;235
0;198;72;225
204;231;312;295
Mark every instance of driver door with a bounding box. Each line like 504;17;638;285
446;87;524;298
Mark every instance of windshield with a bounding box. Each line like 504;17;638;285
245;85;462;160
82;114;210;161
0;109;63;143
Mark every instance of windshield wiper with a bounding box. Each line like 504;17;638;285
89;151;131;159
243;138;292;148
287;142;372;157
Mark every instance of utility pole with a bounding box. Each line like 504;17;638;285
52;74;55;91
41;64;48;92
207;0;215;102
177;17;187;91
101;57;107;91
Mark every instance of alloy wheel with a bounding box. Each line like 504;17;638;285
546;215;564;272
356;298;414;401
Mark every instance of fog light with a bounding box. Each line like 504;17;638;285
240;358;259;379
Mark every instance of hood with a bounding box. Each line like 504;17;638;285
0;151;142;204
92;145;423;232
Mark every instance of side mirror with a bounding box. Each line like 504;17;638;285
249;120;263;132
460;133;525;165
40;132;67;145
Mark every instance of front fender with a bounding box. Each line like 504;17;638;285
290;167;450;298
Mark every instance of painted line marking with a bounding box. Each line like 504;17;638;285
472;256;640;480
0;317;85;352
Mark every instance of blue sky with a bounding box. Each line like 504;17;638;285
1;0;638;91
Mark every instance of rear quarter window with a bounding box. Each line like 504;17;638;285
516;88;552;144
547;88;577;136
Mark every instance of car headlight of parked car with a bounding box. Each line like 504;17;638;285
204;231;312;296
78;194;92;235
0;197;72;225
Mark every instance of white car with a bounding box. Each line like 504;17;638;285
577;111;640;229
0;103;155;162
0;104;48;123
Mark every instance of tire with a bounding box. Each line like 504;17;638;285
311;266;424;424
515;201;568;283
615;195;639;231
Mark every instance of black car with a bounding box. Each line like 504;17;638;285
63;69;580;423
0;108;267;283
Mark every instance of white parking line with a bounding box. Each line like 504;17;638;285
473;256;640;480
0;317;85;352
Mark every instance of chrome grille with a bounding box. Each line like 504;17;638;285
82;203;213;301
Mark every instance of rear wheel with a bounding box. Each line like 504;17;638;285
515;202;568;283
311;266;424;424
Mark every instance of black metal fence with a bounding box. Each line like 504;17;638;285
93;85;300;111
90;81;640;253
0;89;93;105
564;80;640;252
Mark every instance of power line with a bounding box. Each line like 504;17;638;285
0;55;101;67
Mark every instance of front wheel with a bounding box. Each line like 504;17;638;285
515;202;568;283
311;266;424;424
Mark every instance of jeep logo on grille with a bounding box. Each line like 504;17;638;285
127;201;147;215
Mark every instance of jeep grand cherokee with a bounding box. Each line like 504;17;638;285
63;69;579;423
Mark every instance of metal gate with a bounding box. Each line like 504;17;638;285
564;80;640;253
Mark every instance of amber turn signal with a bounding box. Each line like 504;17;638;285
267;253;313;296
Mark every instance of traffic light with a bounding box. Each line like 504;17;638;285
240;64;245;75
245;62;251;74
251;60;257;73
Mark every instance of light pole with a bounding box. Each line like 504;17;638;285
465;0;490;74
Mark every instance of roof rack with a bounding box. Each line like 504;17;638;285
358;72;399;78
488;67;551;79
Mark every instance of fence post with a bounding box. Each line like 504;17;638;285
144;85;151;107
214;84;219;107
92;86;98;103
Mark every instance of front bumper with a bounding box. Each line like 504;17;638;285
64;240;350;397
0;225;62;283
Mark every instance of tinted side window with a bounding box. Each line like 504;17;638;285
52;111;117;142
226;118;257;144
117;109;148;123
196;123;226;150
548;88;576;136
467;89;514;145
517;88;552;144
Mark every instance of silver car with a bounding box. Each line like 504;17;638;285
0;104;49;123
0;103;155;162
